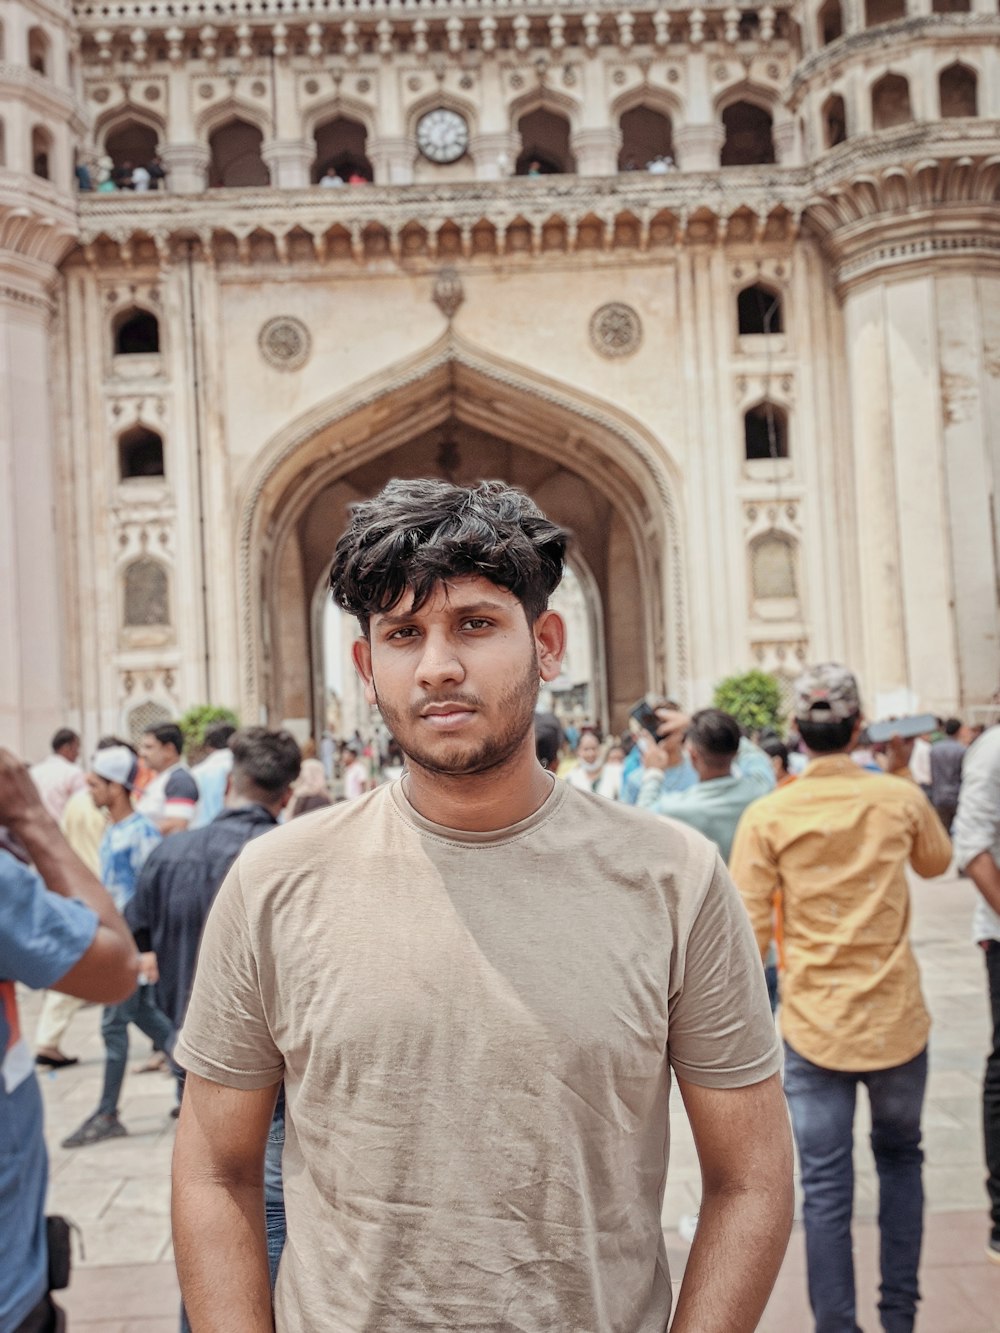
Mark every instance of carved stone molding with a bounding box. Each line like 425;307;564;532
804;151;1000;290
590;302;643;358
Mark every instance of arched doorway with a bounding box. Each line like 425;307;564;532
238;336;686;740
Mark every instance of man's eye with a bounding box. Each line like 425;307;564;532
387;627;419;641
462;619;492;630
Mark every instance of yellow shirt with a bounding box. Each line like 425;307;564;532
59;786;107;876
730;755;953;1072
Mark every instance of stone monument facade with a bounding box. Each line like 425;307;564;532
1;0;998;750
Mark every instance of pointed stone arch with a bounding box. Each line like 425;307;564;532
236;333;688;730
196;96;273;142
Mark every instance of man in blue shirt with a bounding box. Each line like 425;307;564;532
62;746;173;1149
0;746;138;1333
637;708;775;863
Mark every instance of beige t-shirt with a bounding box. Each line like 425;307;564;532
176;779;779;1333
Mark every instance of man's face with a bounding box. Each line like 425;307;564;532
140;735;171;772
353;576;564;779
61;738;81;764
577;734;601;767
87;773;111;810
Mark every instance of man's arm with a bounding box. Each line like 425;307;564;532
950;734;1000;913
0;748;139;1002
172;1074;280;1332
907;797;952;879
670;1074;793;1332
729;813;780;958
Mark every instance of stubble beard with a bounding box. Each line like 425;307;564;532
373;654;541;778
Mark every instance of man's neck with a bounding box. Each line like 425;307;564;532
109;796;134;824
403;736;554;833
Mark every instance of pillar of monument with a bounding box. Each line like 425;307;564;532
837;248;1000;714
0;251;75;756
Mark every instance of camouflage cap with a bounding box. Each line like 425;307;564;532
793;662;862;723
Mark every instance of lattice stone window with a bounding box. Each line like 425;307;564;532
123;557;170;628
127;699;170;744
751;533;798;601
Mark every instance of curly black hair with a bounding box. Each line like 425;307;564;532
329;478;569;634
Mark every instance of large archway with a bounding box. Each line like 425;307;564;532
237;336;687;739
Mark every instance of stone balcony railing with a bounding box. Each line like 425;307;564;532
73;0;797;36
69;120;1000;283
76;167;809;261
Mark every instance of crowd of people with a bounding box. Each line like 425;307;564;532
74;155;168;193
2;475;999;1333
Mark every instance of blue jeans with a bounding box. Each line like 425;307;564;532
783;1042;927;1333
98;984;175;1117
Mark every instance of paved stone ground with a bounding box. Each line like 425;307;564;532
25;866;1000;1330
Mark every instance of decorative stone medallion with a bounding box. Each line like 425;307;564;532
589;303;642;358
258;316;311;371
432;267;464;321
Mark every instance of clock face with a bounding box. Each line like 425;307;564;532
416;108;470;164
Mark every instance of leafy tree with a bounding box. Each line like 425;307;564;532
711;669;784;736
178;704;239;761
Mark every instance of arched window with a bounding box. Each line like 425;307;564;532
208;119;269;188
932;0;970;10
865;0;905;22
751;534;798;602
618;106;674;172
106;121;159;174
0;20;5;62
123;557;170;627
818;0;843;43
737;284;783;336
113;308;160;355
515;109;576;175
119;425;165;480
871;74;912;130
27;26;49;75
822;94;848;148
744;402;789;461
31;127;51;179
720;102;775;166
312;115;373;183
939;64;978;117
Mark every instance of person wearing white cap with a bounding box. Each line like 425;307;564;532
62;745;176;1148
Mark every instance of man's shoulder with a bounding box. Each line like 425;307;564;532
164;765;199;794
558;783;720;874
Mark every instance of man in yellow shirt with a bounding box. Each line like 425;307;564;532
730;663;952;1333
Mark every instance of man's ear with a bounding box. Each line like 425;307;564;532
352;637;378;708
534;610;567;684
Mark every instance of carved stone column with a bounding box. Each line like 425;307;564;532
673;124;725;171
469;131;520;181
367;136;413;185
261;139;313;189
572;127;621;177
807;149;1000;711
161;143;211;194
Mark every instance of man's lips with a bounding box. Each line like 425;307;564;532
418;704;478;729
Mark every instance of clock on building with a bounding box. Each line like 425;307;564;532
416;108;470;164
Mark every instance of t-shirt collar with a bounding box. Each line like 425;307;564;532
389;774;566;846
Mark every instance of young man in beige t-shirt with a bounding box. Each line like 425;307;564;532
172;479;793;1333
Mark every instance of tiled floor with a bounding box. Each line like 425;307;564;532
26;865;1000;1329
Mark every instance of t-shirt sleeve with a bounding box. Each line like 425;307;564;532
174;857;284;1090
163;770;199;823
0;853;99;989
667;856;781;1089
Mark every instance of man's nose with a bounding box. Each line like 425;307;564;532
415;630;465;688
